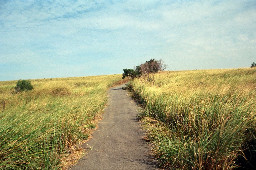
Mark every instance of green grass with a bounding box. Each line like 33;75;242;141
130;68;256;169
0;75;122;169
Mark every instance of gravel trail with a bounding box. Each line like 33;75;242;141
70;84;157;170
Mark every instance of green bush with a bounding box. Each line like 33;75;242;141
122;69;136;79
15;80;33;92
251;62;256;68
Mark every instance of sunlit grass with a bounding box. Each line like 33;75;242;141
130;68;256;169
0;75;122;169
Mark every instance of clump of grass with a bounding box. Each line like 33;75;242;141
0;75;122;169
51;87;71;96
130;68;256;169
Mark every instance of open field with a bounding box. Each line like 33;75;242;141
0;75;122;169
130;68;256;169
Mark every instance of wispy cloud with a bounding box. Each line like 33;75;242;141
0;0;256;80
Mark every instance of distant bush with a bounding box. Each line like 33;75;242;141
122;59;166;79
15;80;33;92
251;62;256;68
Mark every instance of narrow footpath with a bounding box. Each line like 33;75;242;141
70;84;157;170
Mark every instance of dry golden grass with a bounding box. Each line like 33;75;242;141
130;68;256;169
0;74;122;169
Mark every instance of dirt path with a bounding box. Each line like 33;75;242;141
70;84;157;170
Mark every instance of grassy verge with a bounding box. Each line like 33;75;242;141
129;68;256;169
0;75;122;169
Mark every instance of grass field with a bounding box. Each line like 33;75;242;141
129;68;256;169
0;75;122;169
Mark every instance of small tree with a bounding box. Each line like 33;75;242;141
15;80;33;92
251;62;256;68
140;59;165;74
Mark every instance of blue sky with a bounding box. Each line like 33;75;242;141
0;0;256;81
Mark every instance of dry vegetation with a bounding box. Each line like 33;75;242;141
0;75;122;169
129;68;256;169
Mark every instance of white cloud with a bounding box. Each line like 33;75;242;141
0;0;256;80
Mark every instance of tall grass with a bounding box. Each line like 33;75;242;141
130;68;256;169
0;75;121;169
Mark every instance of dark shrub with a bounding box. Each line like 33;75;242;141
15;80;33;92
122;69;136;79
251;62;256;68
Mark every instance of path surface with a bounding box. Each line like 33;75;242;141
70;84;157;170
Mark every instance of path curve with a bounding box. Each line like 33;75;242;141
70;84;157;170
